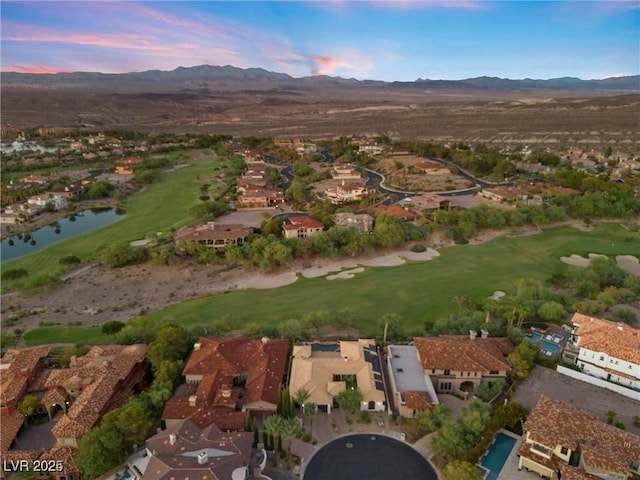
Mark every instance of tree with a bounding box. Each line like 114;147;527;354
57;344;90;368
305;402;318;438
18;394;38;417
101;320;125;335
508;340;538;380
263;414;285;462
442;460;483;480
413;404;451;435
115;316;157;344
75;424;128;479
476;379;505;401
293;388;311;413
96;242;143;268
379;313;404;342
147;322;191;370
335;387;363;416
537;301;566;322
101;404;155;445
281;416;302;467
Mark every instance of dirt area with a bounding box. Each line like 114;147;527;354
376;157;472;192
0;247;439;336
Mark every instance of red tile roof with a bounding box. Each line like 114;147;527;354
571;313;640;364
0;346;51;408
282;215;324;230
521;395;640;478
144;419;253;480
371;205;417;220
403;391;434;411
414;335;513;372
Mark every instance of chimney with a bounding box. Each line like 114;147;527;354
193;343;202;351
261;337;269;344
616;323;624;331
189;395;197;407
198;451;208;465
469;330;477;340
18;366;31;378
480;329;489;339
169;433;177;445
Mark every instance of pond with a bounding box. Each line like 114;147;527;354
1;208;126;262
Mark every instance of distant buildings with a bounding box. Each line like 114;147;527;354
174;222;253;250
331;212;374;233
282;215;324;239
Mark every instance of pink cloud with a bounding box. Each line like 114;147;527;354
8;65;68;74
369;0;485;10
312;55;353;75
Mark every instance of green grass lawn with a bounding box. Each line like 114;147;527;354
19;223;639;346
2;156;223;285
144;223;638;335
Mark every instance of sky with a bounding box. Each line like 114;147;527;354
1;1;639;81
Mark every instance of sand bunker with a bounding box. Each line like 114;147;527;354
560;253;607;267
300;260;359;279
327;267;366;280
490;291;506;300
234;272;298;290
616;255;640;276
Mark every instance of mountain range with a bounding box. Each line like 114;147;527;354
3;64;639;91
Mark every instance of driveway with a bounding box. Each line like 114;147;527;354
512;365;640;436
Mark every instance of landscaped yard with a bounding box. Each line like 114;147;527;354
2;155;224;286
20;224;639;346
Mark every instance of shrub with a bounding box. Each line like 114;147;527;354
59;255;81;265
102;321;126;335
359;411;371;423
410;243;427;253
2;268;28;281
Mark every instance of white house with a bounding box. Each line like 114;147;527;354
568;313;640;391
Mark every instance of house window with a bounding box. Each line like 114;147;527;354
489;370;499;375
600;355;605;361
440;382;452;391
560;446;568;455
443;369;450;376
432;369;436;374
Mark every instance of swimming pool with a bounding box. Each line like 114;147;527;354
478;432;517;480
526;332;562;354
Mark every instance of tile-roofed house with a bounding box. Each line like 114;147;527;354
385;344;438;418
41;344;148;447
0;410;25;453
566;313;640;390
282;215;324;239
289;340;387;414
165;337;288;427
0;346;51;415
518;395;640;479
325;181;369;204
331;163;362;180
115;156;143;175
371;204;417;221
414;160;450;175
142;419;253;480
331;212;374;233
414;332;513;396
174;222;253;250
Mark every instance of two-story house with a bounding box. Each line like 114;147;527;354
282;215;324;239
565;313;640;391
174;222;253;250
518;395;640;479
325;181;369;204
414;331;513;397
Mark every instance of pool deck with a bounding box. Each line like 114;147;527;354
492;430;541;480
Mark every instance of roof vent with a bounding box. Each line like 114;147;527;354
261;337;269;344
480;329;489;339
469;330;477;340
198;451;208;465
616;323;624;331
169;433;177;445
193;343;202;351
189;395;197;407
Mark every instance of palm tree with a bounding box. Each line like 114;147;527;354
262;414;285;466
281;416;302;467
305;402;318;439
293;388;311;414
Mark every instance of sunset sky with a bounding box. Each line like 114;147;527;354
2;1;638;81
